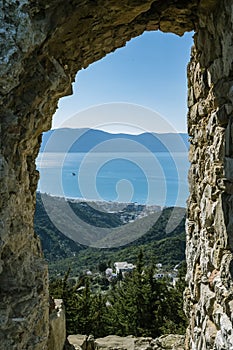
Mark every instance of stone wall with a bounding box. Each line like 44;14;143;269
67;334;185;350
47;299;66;350
0;0;232;349
185;1;233;349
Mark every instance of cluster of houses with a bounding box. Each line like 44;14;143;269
105;261;180;286
105;262;136;281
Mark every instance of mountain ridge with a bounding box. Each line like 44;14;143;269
40;128;189;153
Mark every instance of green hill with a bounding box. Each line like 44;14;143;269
34;193;186;277
35;193;85;261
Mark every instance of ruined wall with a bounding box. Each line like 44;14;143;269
47;299;66;350
185;1;233;349
0;0;232;349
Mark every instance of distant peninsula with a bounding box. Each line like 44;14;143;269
40;128;189;153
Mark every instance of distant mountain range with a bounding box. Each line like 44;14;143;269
40;128;189;153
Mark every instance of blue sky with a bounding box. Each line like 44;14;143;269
52;31;194;133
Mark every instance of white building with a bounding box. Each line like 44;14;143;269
114;262;136;275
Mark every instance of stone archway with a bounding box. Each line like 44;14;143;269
0;0;232;349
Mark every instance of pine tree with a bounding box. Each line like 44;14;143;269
90;293;108;337
49;259;187;338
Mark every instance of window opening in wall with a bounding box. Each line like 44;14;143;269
35;31;193;340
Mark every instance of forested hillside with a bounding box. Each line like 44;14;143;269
50;252;187;338
34;193;186;277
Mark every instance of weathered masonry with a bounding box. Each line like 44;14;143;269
0;0;232;349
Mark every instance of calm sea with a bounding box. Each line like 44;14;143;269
36;152;189;207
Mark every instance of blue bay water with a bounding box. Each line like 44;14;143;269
36;152;189;207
